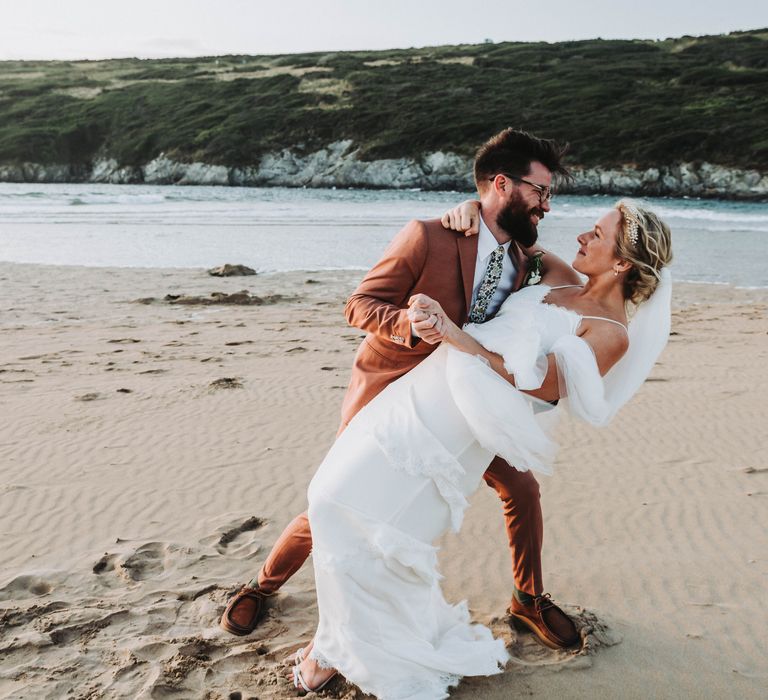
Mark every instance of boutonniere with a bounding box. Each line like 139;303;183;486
524;251;545;286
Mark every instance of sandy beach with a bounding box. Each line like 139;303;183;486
1;261;766;699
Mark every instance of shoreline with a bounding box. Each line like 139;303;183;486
2;259;766;296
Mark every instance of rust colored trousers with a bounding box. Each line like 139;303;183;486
257;454;544;596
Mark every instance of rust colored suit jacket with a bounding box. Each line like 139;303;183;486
340;218;529;428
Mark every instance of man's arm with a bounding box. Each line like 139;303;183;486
344;219;429;347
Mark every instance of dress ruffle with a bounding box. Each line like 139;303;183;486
465;284;551;389
367;384;470;532
445;348;558;475
308;496;508;700
310;498;441;585
549;334;613;426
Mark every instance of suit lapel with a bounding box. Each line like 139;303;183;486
510;241;529;292
456;234;478;320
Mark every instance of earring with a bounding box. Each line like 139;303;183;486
614;269;619;277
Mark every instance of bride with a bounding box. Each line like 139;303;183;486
293;200;673;699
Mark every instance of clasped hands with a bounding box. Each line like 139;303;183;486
407;294;459;345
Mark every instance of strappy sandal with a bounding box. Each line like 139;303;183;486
292;665;338;695
291;647;306;666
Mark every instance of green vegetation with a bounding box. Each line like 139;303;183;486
0;29;766;171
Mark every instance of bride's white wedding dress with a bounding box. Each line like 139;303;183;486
306;284;629;700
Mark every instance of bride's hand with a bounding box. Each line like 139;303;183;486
408;294;462;345
408;294;445;344
408;294;447;321
440;199;481;236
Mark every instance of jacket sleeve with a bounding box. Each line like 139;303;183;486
344;219;429;348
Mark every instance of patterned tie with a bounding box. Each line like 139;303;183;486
469;245;505;323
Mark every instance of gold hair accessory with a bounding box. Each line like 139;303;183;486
621;203;641;246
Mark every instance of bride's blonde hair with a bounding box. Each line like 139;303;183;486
615;200;673;304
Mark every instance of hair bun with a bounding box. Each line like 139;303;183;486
616;200;673;305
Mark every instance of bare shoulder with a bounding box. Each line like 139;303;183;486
580;321;630;375
526;246;582;286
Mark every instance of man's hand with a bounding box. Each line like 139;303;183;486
440;199;481;237
408;308;444;344
407;294;449;345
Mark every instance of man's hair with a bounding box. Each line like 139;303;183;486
473;128;570;190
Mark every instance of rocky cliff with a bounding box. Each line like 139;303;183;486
1;140;765;200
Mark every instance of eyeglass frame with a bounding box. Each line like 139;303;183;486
488;173;553;203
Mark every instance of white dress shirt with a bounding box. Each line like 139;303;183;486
469;215;517;319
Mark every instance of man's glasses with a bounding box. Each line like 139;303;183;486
490;173;553;203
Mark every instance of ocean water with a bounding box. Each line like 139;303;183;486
0;183;766;287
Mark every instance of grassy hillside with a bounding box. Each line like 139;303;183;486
1;29;766;171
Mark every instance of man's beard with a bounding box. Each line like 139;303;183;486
496;194;542;248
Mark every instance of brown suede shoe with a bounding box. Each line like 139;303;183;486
220;585;274;636
508;593;580;649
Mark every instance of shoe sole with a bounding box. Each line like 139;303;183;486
219;617;254;636
508;610;572;650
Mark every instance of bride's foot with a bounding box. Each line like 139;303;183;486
288;639;314;666
292;655;337;694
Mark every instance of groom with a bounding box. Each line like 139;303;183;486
221;128;580;649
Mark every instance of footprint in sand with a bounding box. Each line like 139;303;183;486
209;377;243;390
0;600;70;629
198;516;265;557
93;542;176;582
75;392;102;401
499;605;622;669
742;466;768;474
0;574;55;601
120;543;171;581
92;552;120;575
48;609;130;646
145;638;230;697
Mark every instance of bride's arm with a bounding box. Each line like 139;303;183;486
409;295;627;401
408;292;554;394
441;199;481;236
443;326;562;402
448;321;628;397
444;324;627;401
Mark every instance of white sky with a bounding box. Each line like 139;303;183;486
1;0;766;61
